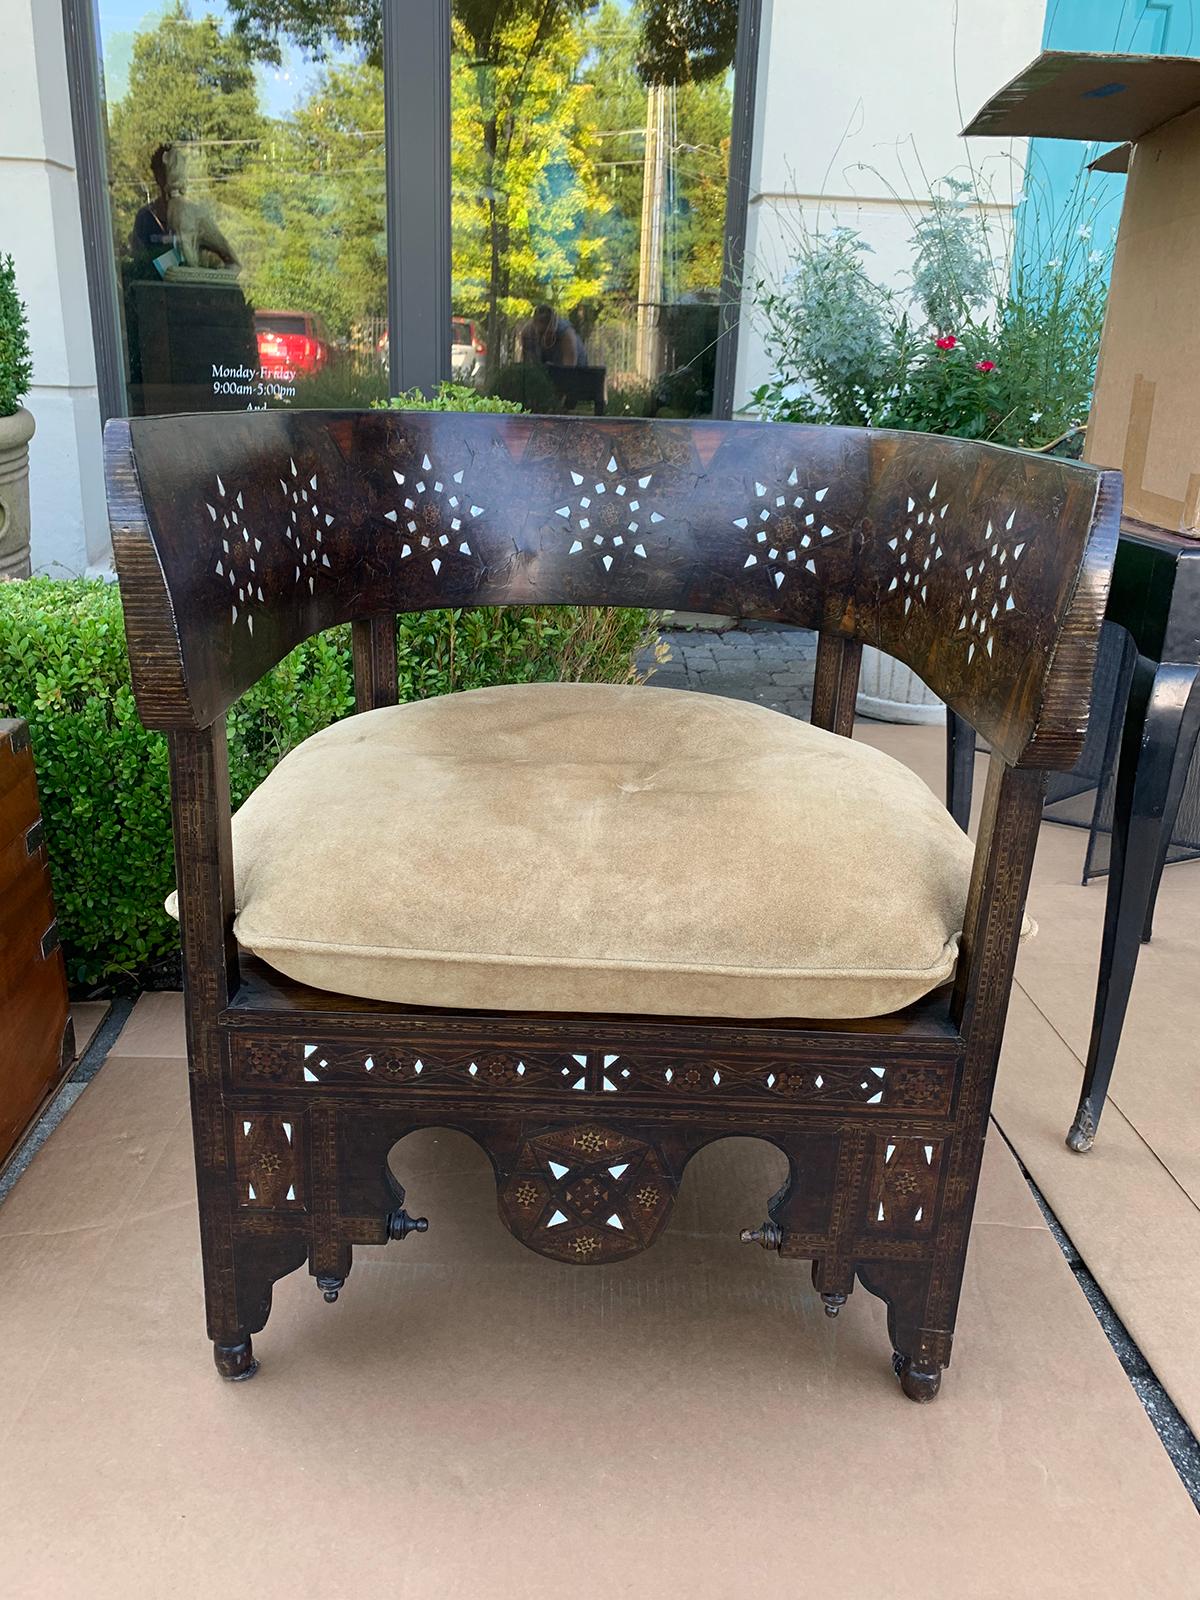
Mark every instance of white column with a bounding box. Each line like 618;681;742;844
0;1;110;574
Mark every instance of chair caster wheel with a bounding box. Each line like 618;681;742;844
821;1292;847;1318
316;1275;344;1303
893;1351;942;1402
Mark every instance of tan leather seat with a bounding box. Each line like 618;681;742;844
175;681;988;1018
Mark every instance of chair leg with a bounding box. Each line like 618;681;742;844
945;710;976;833
811;1258;855;1318
1139;667;1200;944
192;1097;311;1378
1068;659;1200;1151
204;1230;308;1381
308;1104;354;1305
857;1258;947;1402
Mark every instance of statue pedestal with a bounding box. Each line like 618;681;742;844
127;277;259;415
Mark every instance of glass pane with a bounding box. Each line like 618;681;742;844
450;0;740;418
98;2;387;415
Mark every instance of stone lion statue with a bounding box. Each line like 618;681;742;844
159;142;239;272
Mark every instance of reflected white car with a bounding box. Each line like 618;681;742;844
377;320;487;382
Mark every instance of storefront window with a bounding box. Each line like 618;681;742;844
87;1;748;417
449;0;740;418
98;1;386;414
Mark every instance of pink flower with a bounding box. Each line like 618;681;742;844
976;359;995;372
935;334;957;351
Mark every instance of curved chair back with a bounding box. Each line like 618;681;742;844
106;410;1118;767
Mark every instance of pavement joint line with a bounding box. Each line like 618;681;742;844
991;1120;1200;1509
71;996;135;1083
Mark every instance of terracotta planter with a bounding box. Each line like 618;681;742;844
0;405;34;580
855;645;945;725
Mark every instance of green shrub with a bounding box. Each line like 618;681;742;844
377;382;523;413
0;254;33;417
490;361;560;413
0;577;652;988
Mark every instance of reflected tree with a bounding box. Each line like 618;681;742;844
108;4;264;246
213;0;742;383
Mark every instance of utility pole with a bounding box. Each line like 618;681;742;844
636;81;666;381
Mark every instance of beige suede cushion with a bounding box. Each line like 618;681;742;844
172;682;993;1018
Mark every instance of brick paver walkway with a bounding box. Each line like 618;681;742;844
639;621;818;718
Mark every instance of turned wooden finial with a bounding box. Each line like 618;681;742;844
739;1221;782;1250
387;1209;429;1241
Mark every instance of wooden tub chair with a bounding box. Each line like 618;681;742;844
105;411;1118;1400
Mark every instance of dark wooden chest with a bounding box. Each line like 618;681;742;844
0;719;73;1173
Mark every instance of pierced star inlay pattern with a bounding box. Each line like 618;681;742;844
207;475;263;632
886;481;948;614
958;513;1026;662
233;1113;304;1209
385;451;482;573
736;468;833;589
553;454;665;570
867;1137;941;1231
282;457;334;594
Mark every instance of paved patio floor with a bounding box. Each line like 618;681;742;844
1;633;1198;1591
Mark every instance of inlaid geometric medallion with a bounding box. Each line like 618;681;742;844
282;457;334;594
385;451;483;575
735;468;834;590
552;454;665;571
498;1124;676;1263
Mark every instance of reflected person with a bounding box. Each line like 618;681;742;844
519;303;584;367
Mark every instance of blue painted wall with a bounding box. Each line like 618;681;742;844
1019;1;1200;268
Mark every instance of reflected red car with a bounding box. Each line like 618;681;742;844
255;311;331;378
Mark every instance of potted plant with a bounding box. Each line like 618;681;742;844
751;178;1109;720
0;254;34;580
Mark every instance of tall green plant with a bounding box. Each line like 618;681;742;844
752;170;1111;454
752;227;898;426
909;177;994;334
0;254;32;417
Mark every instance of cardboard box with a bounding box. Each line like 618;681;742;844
963;50;1200;536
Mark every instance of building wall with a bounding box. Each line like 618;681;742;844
734;0;1047;409
0;3;109;575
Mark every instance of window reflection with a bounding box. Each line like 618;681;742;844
451;0;739;418
95;1;741;417
101;1;386;414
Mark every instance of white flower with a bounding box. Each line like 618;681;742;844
1029;410;1043;424
1077;225;1092;240
1048;259;1062;270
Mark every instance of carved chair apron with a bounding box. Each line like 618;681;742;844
105;412;1118;1401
